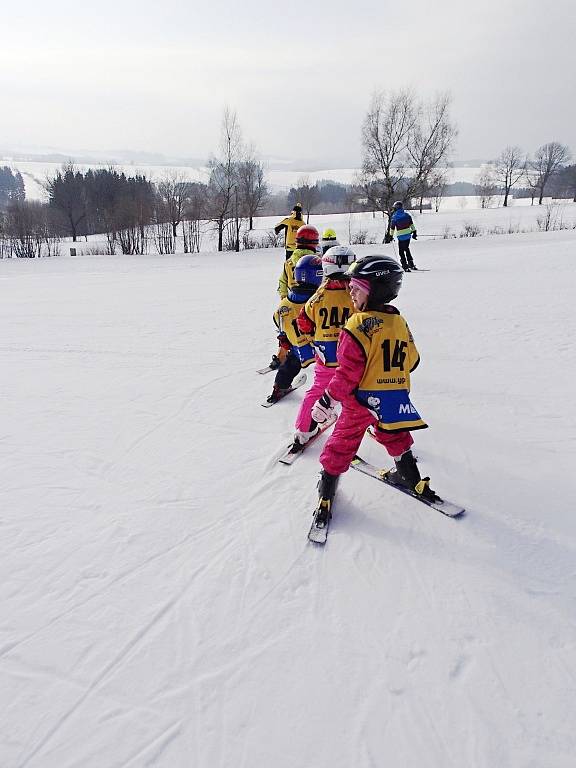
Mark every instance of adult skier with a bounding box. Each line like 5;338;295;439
386;201;418;271
267;254;324;403
310;254;438;525
274;203;305;260
288;245;356;451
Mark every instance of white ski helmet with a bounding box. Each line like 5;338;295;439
322;245;356;277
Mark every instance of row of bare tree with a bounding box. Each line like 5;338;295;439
476;142;573;208
0;201;62;258
359;89;573;225
1;113;270;257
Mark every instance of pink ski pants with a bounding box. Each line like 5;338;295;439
319;397;414;476
294;362;336;431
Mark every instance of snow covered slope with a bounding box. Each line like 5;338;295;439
1;231;576;767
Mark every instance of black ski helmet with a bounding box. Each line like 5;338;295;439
393;200;403;210
346;254;403;308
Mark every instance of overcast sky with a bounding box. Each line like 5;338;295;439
2;0;574;167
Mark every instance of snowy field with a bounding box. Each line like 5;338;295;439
2;229;576;767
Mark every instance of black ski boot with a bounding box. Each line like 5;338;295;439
266;384;289;404
315;470;339;527
388;451;441;502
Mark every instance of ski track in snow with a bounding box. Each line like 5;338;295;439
1;227;576;767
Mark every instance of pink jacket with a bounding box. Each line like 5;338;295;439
326;331;365;403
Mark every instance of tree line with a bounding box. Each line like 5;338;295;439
475;142;574;208
357;89;573;227
0;109;270;257
1;96;574;257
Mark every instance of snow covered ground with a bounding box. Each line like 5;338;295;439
1;229;576;767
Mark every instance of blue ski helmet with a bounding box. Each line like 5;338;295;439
294;254;323;288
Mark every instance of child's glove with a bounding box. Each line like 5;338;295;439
277;333;291;351
412;231;417;240
384;233;393;244
311;390;336;424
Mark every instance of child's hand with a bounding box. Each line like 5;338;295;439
311;391;336;424
277;333;291;351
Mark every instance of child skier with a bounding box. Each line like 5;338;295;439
289;245;356;451
320;227;339;254
277;225;319;299
267;254;324;403
310;253;438;524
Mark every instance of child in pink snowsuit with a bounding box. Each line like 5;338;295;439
290;246;356;451
317;327;415;476
311;253;438;522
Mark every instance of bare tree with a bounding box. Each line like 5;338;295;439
114;178;154;255
494;146;526;207
153;212;175;254
360;90;456;236
3;201;61;257
409;94;457;212
475;167;498;208
361;89;416;219
183;183;207;253
156;170;191;239
429;170;449;212
237;147;268;230
523;166;539;206
207;107;243;251
295;176;320;222
531;142;571;205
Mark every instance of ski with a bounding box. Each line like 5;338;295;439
350;456;464;517
261;372;307;408
257;355;283;374
307;500;332;544
278;414;337;465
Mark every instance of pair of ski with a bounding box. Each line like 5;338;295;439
308;456;465;545
261;366;464;543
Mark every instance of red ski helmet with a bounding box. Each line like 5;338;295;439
295;224;319;247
